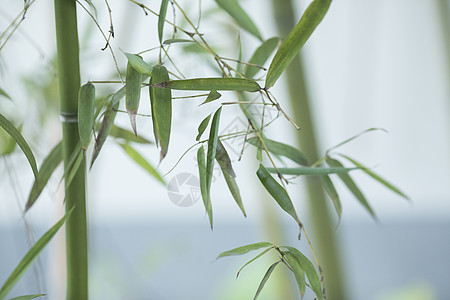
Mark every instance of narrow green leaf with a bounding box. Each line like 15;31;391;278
206;107;222;218
78;82;95;150
196;114;211;141
0;113;38;179
244;37;280;78
237;247;273;278
0;124;21;155
201;90;222;105
124;53;152;76
8;294;45;300
339;154;410;200
284;246;324;300
126;62;142;135
326;128;386;154
0;211;72;300
326;157;376;218
247;137;308;165
284;251;306;298
266;166;357;175
197;145;213;228
158;0;170;44
216;141;246;216
119;143;165;184
109;125;152;144
253;261;280;300
26;142;63;212
149;65;172;160
215;0;263;41
217;242;273;259
163;39;194;45
153;78;261;92
256;164;302;235
0;87;12;101
319;175;342;221
265;0;331;88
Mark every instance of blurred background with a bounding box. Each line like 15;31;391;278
1;0;449;299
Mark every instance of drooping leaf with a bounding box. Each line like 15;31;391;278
326;157;376;218
215;0;263;41
152;78;261;92
197;145;212;228
8;294;45;300
124;52;152;75
158;0;170;44
256;164;302;236
319;175;342;220
26;142;63;212
283;246;324;300
201;90;222;105
237;247;273;278
0;211;72;300
253;261;281;300
0;113;38;179
244;37;280;79
266;166;357;175
119;143;164;184
109;125;152;144
284;251;306;298
339;154;410;200
0;124;21;155
126;62;142;135
0;87;12;101
196;114;211;141
163;39;194;45
149;65;172;160
216;141;246;216
206;107;222;218
78;82;95;150
217;242;273;259
265;0;331;88
247;137;308;165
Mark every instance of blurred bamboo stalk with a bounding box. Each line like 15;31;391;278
54;0;88;299
437;0;450;81
269;0;347;299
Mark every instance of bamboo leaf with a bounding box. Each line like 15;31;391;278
124;53;152;76
0;211;72;300
163;39;194;45
201;90;222;105
26;142;63;212
78;82;95;150
109;125;152;144
206;107;222;219
0;87;12;101
216;141;246;216
197;145;212;228
326;157;376;218
266;166;357;175
119;143;164;184
256;164;302;235
158;0;170;44
149;65;172;160
0;113;38;179
215;0;263;41
244;37;280;78
265;0;331;88
284;251;306;298
196;114;211;141
339;154;410;200
253;261;280;300
326;128;386;154
126;62;142;135
153;78;261;92
237;247;273;278
8;294;45;300
247;137;308;165
319;175;342;220
217;242;273;259
0;124;21;155
284;246;324;300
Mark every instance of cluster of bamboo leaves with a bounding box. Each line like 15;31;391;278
0;0;408;299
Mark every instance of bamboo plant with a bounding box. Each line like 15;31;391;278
0;0;409;299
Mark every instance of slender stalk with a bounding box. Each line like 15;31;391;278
54;0;88;299
437;0;450;83
270;0;347;299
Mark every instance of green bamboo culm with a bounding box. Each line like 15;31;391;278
269;0;347;299
54;0;88;299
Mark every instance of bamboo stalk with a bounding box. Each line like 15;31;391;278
54;0;88;299
269;1;347;299
437;0;450;82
